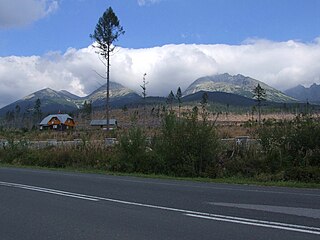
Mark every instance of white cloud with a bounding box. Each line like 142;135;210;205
0;39;320;108
0;0;58;28
137;0;161;6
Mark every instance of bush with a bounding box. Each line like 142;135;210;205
0;140;29;164
112;127;159;173
155;112;221;177
258;116;320;169
284;167;320;183
223;145;266;177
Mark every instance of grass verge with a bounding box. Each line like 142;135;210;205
0;163;319;189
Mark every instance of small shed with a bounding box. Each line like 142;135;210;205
90;119;117;130
39;114;75;130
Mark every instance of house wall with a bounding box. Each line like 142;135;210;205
48;117;61;126
48;124;73;130
47;117;75;129
90;124;117;130
64;119;75;127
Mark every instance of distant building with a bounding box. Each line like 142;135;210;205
90;119;117;130
39;114;75;130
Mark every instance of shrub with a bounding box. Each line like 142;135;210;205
258;116;320;169
284;167;320;183
155;112;221;177
0;140;29;164
112;127;158;173
223;145;266;177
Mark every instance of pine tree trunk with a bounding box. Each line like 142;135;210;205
106;47;110;132
258;101;261;124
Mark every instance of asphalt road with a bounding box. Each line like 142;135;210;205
1;167;320;240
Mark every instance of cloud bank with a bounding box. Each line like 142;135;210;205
0;39;320;108
0;0;58;28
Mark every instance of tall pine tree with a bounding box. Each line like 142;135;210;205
90;7;124;132
253;83;266;124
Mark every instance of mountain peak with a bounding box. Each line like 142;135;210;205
0;81;141;116
184;73;295;102
87;81;138;102
285;83;320;103
59;90;81;100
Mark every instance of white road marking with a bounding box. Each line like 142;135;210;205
185;214;320;235
0;181;99;201
1;180;320;235
2;167;320;197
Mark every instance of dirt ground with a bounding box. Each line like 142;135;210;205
88;106;303;138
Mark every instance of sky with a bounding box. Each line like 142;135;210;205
0;0;320;108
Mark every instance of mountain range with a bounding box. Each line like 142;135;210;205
0;82;141;116
183;73;295;102
284;83;320;104
86;82;141;107
0;73;302;117
0;88;80;117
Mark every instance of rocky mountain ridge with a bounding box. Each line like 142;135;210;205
284;83;320;103
0;73;305;117
0;82;141;116
184;73;296;102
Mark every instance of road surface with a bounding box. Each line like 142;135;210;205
1;167;320;239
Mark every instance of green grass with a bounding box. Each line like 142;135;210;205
1;163;319;189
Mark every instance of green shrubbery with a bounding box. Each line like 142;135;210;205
0;114;319;183
256;116;320;182
220;116;320;182
260;117;320;160
111;126;151;173
154;112;220;177
0;140;112;169
110;111;221;177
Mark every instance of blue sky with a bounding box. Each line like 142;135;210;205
0;0;320;107
1;0;319;56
